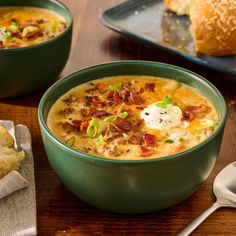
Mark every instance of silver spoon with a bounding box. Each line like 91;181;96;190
177;161;236;236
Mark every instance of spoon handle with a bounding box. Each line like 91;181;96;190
177;202;221;236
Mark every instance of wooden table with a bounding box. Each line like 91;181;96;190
1;0;236;235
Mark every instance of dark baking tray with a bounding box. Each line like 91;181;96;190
100;0;236;76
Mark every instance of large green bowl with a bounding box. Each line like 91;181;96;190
38;61;227;213
0;0;72;98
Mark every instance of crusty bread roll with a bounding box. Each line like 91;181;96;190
190;0;236;56
163;0;196;15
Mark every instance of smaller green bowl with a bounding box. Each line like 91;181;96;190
38;61;227;214
0;0;73;98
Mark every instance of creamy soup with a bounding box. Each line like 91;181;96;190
47;76;219;160
0;7;67;49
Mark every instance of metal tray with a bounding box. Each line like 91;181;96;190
100;0;236;76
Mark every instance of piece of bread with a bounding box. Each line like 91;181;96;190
0;146;25;179
190;0;236;56
163;0;196;15
0;125;25;179
0;125;14;148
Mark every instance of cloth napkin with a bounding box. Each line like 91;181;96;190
0;121;37;236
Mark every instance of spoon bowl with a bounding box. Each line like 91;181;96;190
178;161;236;236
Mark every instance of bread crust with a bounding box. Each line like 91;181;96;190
190;0;236;56
163;0;195;15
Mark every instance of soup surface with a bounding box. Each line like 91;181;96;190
47;76;219;160
0;7;67;49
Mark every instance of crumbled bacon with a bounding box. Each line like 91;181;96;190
80;120;90;131
140;146;154;157
137;88;144;94
182;105;208;121
129;132;143;145
71;120;89;132
92;110;109;118
59;108;74;116
0;41;3;49
122;82;132;90
86;95;106;107
131;119;144;130
61;122;79;133
103;124;122;141
145;83;155;92
115;117;132;131
95;83;107;93
143;133;157;147
80;108;94;117
129;92;143;105
107;91;122;105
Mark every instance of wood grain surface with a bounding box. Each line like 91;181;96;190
0;0;236;235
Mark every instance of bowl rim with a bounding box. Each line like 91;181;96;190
0;0;73;52
38;60;227;165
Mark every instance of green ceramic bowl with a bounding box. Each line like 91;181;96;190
38;61;227;213
0;0;72;98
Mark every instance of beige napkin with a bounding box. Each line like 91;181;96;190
0;121;37;236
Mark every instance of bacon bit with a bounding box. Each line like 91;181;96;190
72;120;82;127
86;96;106;107
122;82;132;90
129;132;143;145
129;92;143;105
143;133;157;147
182;105;208;121
137;88;144;94
95;83;107;93
80;120;89;131
140;146;154;157
136;106;146;110
123;90;131;102
0;41;4;49
145;83;155;92
59;108;74;116
115;117;132;131
61;122;79;133
92;110;109;118
63;95;78;104
71;120;89;132
80;108;94;117
107;91;122;105
131;119;144;130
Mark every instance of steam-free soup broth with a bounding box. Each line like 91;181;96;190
0;7;67;49
47;76;219;160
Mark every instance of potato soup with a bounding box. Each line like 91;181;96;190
47;76;219;160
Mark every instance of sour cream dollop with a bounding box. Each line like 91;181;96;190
140;103;182;130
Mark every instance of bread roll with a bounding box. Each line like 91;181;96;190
0;125;25;179
163;0;196;15
190;0;236;56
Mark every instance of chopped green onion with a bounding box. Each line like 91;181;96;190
66;136;76;147
87;118;99;137
163;95;172;105
51;21;58;32
118;111;128;119
165;139;174;144
96;135;105;146
156;102;167;108
108;83;122;91
156;95;173;109
103;115;116;122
